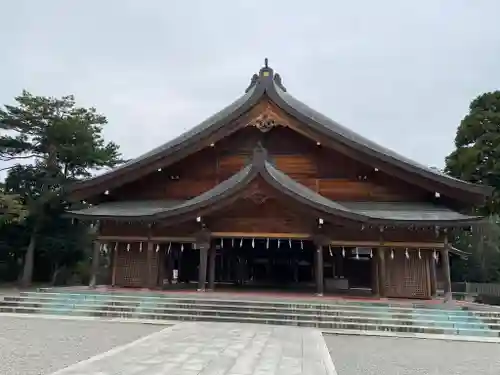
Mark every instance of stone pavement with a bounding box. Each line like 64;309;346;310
51;322;337;375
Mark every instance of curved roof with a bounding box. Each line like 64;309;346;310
67;145;481;226
67;62;492;200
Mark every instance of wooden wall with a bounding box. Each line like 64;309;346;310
110;125;429;203
206;197;312;234
113;242;159;288
385;250;431;299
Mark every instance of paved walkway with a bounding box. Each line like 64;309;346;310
50;322;336;375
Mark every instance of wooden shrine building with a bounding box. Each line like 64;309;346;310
66;61;492;299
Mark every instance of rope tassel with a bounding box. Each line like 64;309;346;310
355;248;359;260
289;238;292;248
390;249;394;259
126;243;131;252
252;238;255;248
139;242;143;252
300;240;303;250
155;244;160;253
266;238;269;249
328;245;333;257
342;247;346;257
405;248;409;259
167;242;171;254
418;248;421;259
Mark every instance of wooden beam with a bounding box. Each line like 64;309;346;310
328;240;445;248
98;235;445;249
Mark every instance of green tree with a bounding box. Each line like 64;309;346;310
0;190;27;226
451;217;500;282
0;91;122;286
446;91;500;282
445;91;500;214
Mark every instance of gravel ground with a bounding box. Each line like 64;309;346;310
0;316;162;375
325;334;500;375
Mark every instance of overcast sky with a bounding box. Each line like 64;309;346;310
1;0;500;179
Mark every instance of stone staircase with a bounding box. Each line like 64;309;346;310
1;290;500;341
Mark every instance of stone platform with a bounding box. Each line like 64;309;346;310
51;322;336;375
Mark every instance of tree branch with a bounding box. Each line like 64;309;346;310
0;165;16;172
0;154;37;161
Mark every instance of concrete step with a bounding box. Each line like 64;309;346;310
4;291;498;339
2;304;498;338
16;291;500;318
9;294;500;327
2;297;498;323
1;300;496;329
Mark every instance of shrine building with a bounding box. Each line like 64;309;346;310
66;61;492;299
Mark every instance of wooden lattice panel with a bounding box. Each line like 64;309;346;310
385;250;430;299
114;242;160;288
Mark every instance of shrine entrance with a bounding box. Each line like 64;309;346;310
214;238;316;288
158;238;376;295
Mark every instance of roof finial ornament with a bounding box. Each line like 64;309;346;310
264;58;269;68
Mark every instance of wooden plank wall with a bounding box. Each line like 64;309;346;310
114;242;159;287
111;126;428;203
207;197;311;234
385;250;431;298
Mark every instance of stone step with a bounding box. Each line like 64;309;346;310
16;292;499;318
0;299;500;328
22;291;442;310
2;305;498;338
1;300;495;329
9;295;500;327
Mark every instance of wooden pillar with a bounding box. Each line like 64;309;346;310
441;240;452;302
377;247;387;298
146;240;155;288
335;250;344;278
89;239;101;289
198;244;209;291
166;246;174;284
88;221;101;289
145;224;156;289
111;242;118;287
207;247;216;291
371;250;379;296
315;245;324;296
429;251;437;298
